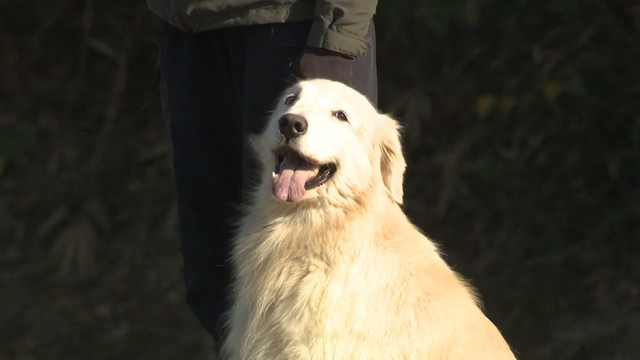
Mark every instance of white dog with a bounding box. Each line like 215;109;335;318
222;79;516;359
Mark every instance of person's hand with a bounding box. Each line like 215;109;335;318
291;47;353;86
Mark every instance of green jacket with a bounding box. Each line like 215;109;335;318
147;0;377;57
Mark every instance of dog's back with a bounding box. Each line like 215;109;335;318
222;80;515;359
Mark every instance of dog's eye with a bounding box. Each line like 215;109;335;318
333;110;348;122
284;95;297;106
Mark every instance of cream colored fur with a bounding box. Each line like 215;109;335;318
222;79;516;359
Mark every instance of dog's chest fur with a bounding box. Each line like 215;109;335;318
224;200;515;360
229;202;426;359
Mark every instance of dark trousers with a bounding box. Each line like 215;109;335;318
158;21;377;341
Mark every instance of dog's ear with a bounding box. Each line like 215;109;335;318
379;115;406;204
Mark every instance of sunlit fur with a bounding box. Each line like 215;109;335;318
221;79;516;359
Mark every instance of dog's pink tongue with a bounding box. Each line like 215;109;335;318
273;154;316;202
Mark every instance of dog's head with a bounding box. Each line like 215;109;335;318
253;79;406;206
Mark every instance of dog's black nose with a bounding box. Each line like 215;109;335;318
279;114;308;140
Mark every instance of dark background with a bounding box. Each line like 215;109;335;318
1;1;638;359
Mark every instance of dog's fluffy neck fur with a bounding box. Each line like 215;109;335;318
227;180;432;358
226;178;515;359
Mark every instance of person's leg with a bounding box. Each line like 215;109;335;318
241;22;310;136
158;23;244;340
158;19;378;343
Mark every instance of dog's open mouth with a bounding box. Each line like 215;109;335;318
272;148;337;202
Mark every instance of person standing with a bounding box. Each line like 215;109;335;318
148;0;379;344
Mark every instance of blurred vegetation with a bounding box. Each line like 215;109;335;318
1;0;638;359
